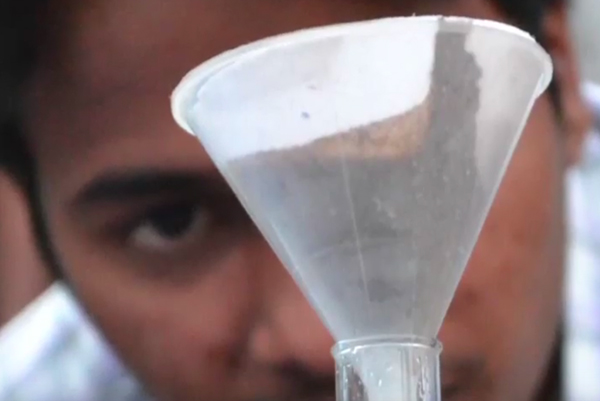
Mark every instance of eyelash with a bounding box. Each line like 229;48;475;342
98;195;256;281
119;195;251;248
132;196;199;221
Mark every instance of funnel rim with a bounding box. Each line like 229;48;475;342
331;335;442;358
171;15;552;134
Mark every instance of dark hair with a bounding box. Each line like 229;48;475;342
0;0;42;186
0;0;566;277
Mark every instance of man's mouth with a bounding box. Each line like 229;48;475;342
251;392;332;401
255;382;468;401
440;355;487;401
442;382;464;401
252;354;484;401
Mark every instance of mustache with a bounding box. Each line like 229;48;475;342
250;355;486;401
277;361;335;398
248;360;334;401
441;354;487;400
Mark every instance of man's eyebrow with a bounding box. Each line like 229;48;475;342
71;169;227;207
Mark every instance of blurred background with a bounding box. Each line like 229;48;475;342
566;2;600;401
570;0;600;84
0;1;599;400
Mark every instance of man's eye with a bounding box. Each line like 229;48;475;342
128;203;210;253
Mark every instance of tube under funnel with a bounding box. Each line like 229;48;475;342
334;337;441;401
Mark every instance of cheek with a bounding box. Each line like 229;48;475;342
259;257;336;374
54;232;259;401
444;100;565;395
466;113;562;302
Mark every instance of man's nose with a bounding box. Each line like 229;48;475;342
248;241;335;375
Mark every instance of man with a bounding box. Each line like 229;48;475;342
0;1;592;401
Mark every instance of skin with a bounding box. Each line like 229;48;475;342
21;0;591;400
0;173;51;326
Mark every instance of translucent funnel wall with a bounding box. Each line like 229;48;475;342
172;16;552;401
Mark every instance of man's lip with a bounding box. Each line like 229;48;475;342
285;381;463;401
261;397;335;401
275;383;463;401
440;357;485;400
442;381;463;401
288;387;460;401
299;397;335;401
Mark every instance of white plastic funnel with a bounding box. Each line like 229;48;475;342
172;16;552;401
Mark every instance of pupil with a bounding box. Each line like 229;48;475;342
150;204;196;238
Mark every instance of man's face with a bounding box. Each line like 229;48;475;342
24;0;590;400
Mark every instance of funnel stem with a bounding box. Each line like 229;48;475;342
333;337;441;401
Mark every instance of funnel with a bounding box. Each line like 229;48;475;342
172;16;552;401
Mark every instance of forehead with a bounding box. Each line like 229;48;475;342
26;0;500;198
37;0;450;103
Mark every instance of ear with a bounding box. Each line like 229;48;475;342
542;4;592;166
0;172;51;325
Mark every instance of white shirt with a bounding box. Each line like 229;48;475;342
564;82;600;401
0;285;152;401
